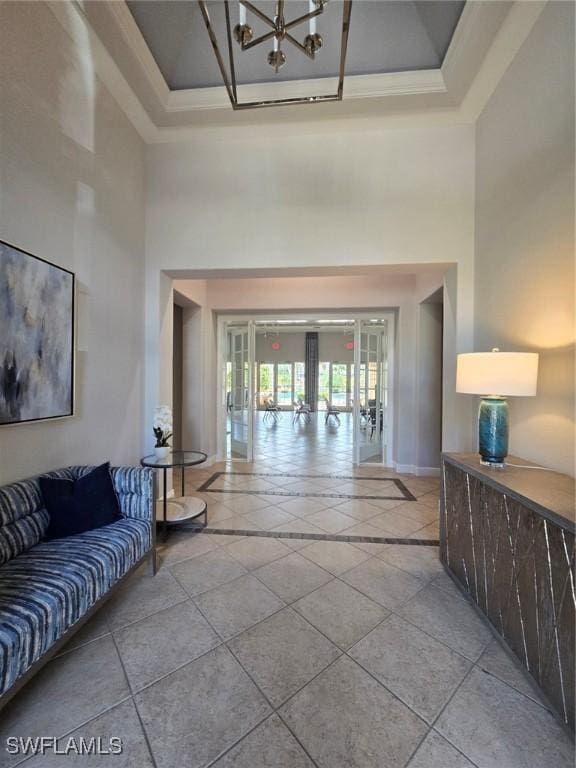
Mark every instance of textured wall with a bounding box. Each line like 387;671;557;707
0;2;146;483
474;2;575;475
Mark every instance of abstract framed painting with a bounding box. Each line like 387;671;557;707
0;240;75;425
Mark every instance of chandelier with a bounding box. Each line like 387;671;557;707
198;0;353;110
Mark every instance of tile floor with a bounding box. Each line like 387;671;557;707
1;422;574;767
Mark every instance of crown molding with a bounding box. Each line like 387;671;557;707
166;69;447;112
46;0;549;142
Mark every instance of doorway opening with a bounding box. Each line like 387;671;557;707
219;313;395;469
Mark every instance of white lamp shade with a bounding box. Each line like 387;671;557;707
456;351;539;396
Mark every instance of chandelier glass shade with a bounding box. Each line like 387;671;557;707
197;0;353;110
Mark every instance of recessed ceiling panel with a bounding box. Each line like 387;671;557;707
126;0;465;89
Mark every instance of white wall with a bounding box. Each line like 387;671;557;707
474;1;575;475
417;300;443;470
0;2;146;483
145;121;476;464
255;331;354;364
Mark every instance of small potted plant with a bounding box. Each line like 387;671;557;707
153;405;172;460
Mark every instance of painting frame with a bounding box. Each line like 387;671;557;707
0;239;76;427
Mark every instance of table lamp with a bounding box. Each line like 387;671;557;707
456;348;539;466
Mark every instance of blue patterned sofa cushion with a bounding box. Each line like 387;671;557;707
0;518;151;695
0;469;75;566
0;466;154;698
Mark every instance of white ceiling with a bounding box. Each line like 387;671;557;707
126;0;465;89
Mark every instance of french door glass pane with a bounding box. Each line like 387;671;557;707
294;362;305;402
331;363;347;407
258;363;274;406
318;362;330;409
277;363;293;406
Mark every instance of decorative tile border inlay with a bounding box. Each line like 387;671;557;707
197;471;417;502
176;525;439;547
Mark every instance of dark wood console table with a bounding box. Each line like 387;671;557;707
441;453;575;731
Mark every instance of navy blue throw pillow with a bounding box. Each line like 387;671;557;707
40;463;121;541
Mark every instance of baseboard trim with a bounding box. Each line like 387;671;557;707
392;463;440;477
416;466;441;477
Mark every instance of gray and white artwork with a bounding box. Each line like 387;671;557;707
0;242;74;424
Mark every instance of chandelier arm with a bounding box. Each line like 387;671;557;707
224;2;238;102
241;29;276;51
283;7;323;32
197;0;236;107
285;32;315;59
337;0;353;99
240;1;275;29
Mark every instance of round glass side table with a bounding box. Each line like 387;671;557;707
140;450;208;535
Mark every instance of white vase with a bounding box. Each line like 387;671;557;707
154;446;170;460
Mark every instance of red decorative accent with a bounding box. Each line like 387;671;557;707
271;341;281;350
345;341;354;350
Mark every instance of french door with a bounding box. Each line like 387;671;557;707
224;322;255;461
353;320;391;465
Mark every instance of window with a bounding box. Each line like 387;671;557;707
256;362;305;408
294;362;305;402
257;363;274;406
318;362;354;410
331;363;348;407
318;362;330;409
276;363;293;406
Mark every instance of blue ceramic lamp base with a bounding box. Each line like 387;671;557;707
478;397;509;467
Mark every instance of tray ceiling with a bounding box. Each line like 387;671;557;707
126;0;465;90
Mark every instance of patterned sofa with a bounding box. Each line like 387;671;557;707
0;465;156;706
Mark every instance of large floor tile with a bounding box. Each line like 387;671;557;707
276;497;331;517
299;540;371;575
0;636;130;765
135;646;271;768
406;730;475;768
377;545;443;581
224;494;274;514
340;522;393;553
392;501;438;525
330;499;383;522
208;513;263;531
194;574;284;639
271;519;327;539
158;529;218;566
24;699;154;768
228;607;340;707
113;600;220;691
349;615;471;721
104;567;188;630
280;656;427;768
242;505;297;530
369;510;427;536
306;508;358;534
341;556;426;609
211;714;314;768
477;639;547;704
170;547;248;596
293;579;388;649
225;536;292;570
436;667;574;768
254;551;333;602
398;585;493;661
56;607;110;656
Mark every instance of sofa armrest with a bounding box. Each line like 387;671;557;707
110;467;155;522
